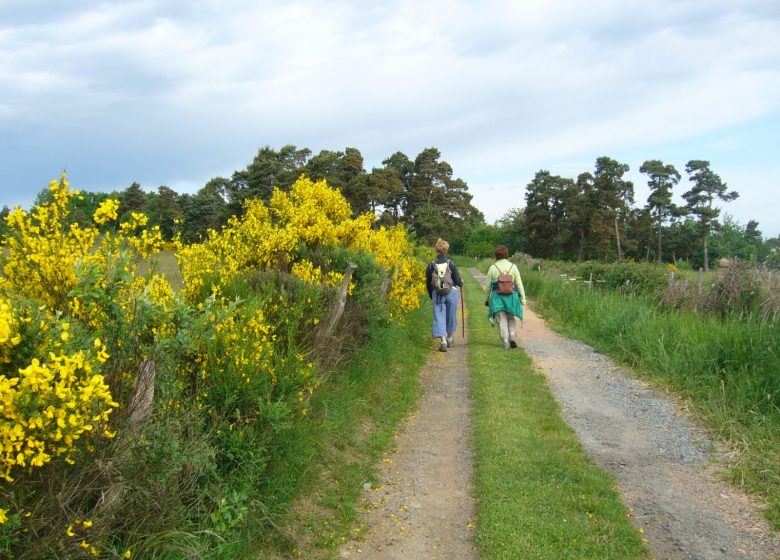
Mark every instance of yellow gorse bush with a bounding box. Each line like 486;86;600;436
0;348;118;482
0;173;425;540
178;176;424;316
0;298;22;364
3;176;98;311
1;174;172;502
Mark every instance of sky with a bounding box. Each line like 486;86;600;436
1;0;779;237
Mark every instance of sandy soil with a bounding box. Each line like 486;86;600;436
338;286;477;560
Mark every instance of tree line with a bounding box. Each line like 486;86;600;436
488;156;777;270
2;149;777;269
0;145;484;248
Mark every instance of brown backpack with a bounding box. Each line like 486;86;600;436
495;263;515;295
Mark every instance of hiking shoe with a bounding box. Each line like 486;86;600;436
439;341;448;352
447;335;454;346
509;340;517;349
502;339;510;350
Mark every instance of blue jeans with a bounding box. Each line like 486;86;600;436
431;288;459;338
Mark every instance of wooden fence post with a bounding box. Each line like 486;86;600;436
324;262;358;336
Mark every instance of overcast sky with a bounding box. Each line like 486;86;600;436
2;0;779;236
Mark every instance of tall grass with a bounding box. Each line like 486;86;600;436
522;268;780;528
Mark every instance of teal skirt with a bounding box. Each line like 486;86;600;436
487;282;523;321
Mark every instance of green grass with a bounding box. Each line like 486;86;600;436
245;302;431;558
522;268;780;528
137;249;183;291
463;272;649;559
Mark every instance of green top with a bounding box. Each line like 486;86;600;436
484;259;527;305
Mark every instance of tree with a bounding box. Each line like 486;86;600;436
640;159;681;263
495;208;525;254
180;182;230;242
709;216;766;263
407;147;451;218
339;147;370;214
154;186;184;240
381;151;414;219
230;145;311;210
593;157;633;260
458;224;503;257
119;182;147;217
523;171;577;258
403;148;482;244
367;167;404;217
683;160;739;272
666;217;702;266
569;171;610;261
305;150;343;184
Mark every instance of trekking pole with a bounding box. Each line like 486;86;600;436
460;285;465;338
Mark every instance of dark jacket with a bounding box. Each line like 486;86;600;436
425;256;464;299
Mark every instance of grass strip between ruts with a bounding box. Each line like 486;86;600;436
463;270;649;559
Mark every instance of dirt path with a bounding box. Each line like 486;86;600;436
338;288;477;559
466;269;780;560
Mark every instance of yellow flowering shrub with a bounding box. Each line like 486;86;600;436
0;174;178;486
2;175;98;311
0;349;118;482
290;260;344;289
0;299;22;364
0;172;423;552
93;199;119;225
178;176;424;317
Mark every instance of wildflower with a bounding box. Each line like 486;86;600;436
0;508;7;524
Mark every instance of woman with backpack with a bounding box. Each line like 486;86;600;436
425;238;463;352
484;245;526;349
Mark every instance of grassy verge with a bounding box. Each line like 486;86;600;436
463;271;648;559
522;268;780;528
246;302;431;558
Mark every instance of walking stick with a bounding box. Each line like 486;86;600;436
460;285;465;338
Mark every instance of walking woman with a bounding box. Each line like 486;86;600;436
425;238;463;352
484;245;526;349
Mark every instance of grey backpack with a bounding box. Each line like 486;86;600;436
431;260;454;295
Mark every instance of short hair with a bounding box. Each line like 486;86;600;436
435;238;449;255
495;245;509;259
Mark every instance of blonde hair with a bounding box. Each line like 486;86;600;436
435;238;449;255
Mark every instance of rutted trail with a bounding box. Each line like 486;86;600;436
338;288;477;559
469;268;780;560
